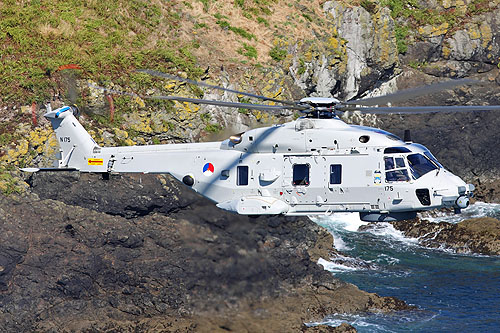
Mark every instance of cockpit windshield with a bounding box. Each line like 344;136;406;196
407;153;438;179
423;151;443;168
410;143;444;168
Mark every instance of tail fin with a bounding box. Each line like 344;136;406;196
44;105;99;170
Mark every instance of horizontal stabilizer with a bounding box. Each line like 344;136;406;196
20;167;78;173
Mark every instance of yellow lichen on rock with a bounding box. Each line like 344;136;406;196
479;23;492;48
418;22;449;38
467;23;481;40
125;113;154;134
3;139;28;165
304;50;313;62
0;123;62;172
113;128;129;140
164;82;176;91
124;138;136;146
373;9;397;66
182;102;200;113
328;37;339;50
442;0;467;14
134;96;146;108
442;44;451;59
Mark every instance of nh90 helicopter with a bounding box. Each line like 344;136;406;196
23;70;500;222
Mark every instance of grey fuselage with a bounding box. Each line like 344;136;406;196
45;107;473;221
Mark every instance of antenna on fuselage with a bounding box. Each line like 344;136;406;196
404;129;412;143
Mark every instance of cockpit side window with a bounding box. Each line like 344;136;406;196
395;157;405;168
384;157;395;170
408;154;438;179
385;156;409;182
386;169;410;182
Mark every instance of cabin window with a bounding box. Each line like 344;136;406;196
237;166;249;186
292;164;310;186
329;164;342;184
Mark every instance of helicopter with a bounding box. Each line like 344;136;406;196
22;70;500;222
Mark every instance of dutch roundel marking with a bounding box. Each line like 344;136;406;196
203;162;214;176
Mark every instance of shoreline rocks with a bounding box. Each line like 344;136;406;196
0;173;411;331
388;217;500;255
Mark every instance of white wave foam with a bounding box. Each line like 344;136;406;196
307;310;438;332
375;253;400;265
419;202;500;224
332;234;351;251
363;222;418;244
308;314;392;332
310;212;368;232
318;257;360;273
310;213;419;249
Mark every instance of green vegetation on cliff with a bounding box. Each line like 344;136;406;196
0;0;203;104
379;0;499;54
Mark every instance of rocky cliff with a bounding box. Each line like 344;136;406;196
0;173;410;332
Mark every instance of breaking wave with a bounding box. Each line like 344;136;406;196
306;311;438;333
310;213;418;250
419;202;500;224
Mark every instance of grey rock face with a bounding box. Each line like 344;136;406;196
320;2;398;100
1;173;410;331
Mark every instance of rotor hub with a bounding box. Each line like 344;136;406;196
299;97;341;107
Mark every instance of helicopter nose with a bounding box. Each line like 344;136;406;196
456;195;469;208
435;172;475;210
467;183;475;196
452;183;474;213
459;183;475;197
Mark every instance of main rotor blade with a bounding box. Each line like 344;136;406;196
346;79;478;106
351;105;500;114
137;69;298;106
146;95;308;112
87;84;142;97
88;83;308;112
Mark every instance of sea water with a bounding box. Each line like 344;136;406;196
309;203;500;332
